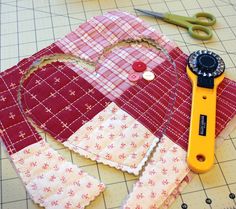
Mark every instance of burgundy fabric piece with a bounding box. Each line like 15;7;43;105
115;48;236;150
0;44;64;154
22;61;110;142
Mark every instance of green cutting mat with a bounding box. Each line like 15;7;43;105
0;0;236;208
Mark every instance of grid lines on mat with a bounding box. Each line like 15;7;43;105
0;0;236;209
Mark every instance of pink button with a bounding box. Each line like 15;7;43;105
132;61;147;72
128;73;140;82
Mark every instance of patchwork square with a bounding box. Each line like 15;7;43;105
64;102;159;175
21;61;110;142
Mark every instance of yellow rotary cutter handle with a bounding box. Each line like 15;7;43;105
187;50;225;173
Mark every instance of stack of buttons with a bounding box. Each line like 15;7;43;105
128;61;155;82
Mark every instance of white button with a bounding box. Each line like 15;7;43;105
142;71;155;81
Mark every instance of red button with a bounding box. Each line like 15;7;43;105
128;73;140;82
132;61;147;72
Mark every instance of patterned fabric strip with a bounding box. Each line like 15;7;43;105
123;135;189;209
11;140;105;209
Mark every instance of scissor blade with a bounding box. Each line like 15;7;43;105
134;8;165;19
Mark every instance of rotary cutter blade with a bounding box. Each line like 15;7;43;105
186;50;225;173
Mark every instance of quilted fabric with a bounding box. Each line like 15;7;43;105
0;11;236;209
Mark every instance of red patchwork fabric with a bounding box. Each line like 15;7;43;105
22;61;110;142
0;43;63;154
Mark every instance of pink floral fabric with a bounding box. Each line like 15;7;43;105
64;102;159;175
12;140;105;209
123;135;189;209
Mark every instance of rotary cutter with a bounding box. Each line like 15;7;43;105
187;50;225;173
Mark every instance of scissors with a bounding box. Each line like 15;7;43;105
135;9;216;40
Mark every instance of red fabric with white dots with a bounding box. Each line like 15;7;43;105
22;61;110;142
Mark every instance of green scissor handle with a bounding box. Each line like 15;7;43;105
193;12;216;26
164;12;216;40
188;25;212;40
